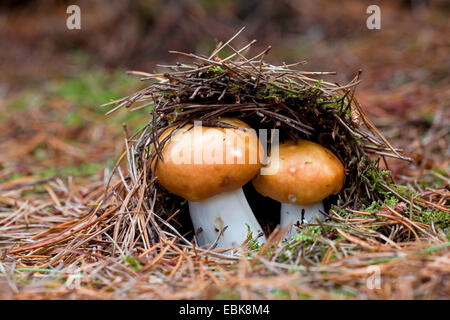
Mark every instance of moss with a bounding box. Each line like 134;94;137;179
203;66;226;78
245;224;264;251
357;159;393;201
362;196;400;213
276;225;328;262
9;95;34;111
55;70;142;108
123;256;142;272
271;289;312;299
14;275;32;284
271;289;291;299
33;161;110;180
255;81;323;103
290;225;323;245
168;106;181;124
414;208;450;229
64;111;86;126
215;290;241;300
329;287;357;299
3;171;28;181
227;82;242;95
160;90;177;100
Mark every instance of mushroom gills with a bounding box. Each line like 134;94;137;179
189;187;266;249
280;202;324;240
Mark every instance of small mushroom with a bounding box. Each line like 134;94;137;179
252;140;345;240
154;118;266;248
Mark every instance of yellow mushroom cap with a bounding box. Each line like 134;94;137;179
252;140;345;205
154;118;263;202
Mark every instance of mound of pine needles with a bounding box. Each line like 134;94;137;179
100;28;421;240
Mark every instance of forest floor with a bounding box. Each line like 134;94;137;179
0;1;448;299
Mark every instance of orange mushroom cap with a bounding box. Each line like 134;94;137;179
154;118;263;202
253;140;345;205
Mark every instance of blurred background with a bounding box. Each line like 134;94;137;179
0;0;448;188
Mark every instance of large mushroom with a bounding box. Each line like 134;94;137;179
252;140;345;240
153;118;266;249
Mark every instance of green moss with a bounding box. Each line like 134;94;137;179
161;91;177;100
3;171;28;181
9;96;31;111
245;224;263;251
362;196;400;214
227;82;242;95
34;161;109;180
357;159;393;201
14;276;31;284
5;69;147;130
215;290;241;300
415;168;447;189
168;106;181;124
423;113;434;124
290;225;322;245
254;81;328;105
414;208;450;229
204;66;226;78
56;70;142;108
272;288;312;299
329;287;357;299
64;111;86;126
123;256;142;272
272;289;291;299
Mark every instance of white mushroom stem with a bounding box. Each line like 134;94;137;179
280;202;324;240
189;188;266;249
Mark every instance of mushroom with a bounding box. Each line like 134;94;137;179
153;118;266;249
252;140;345;240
